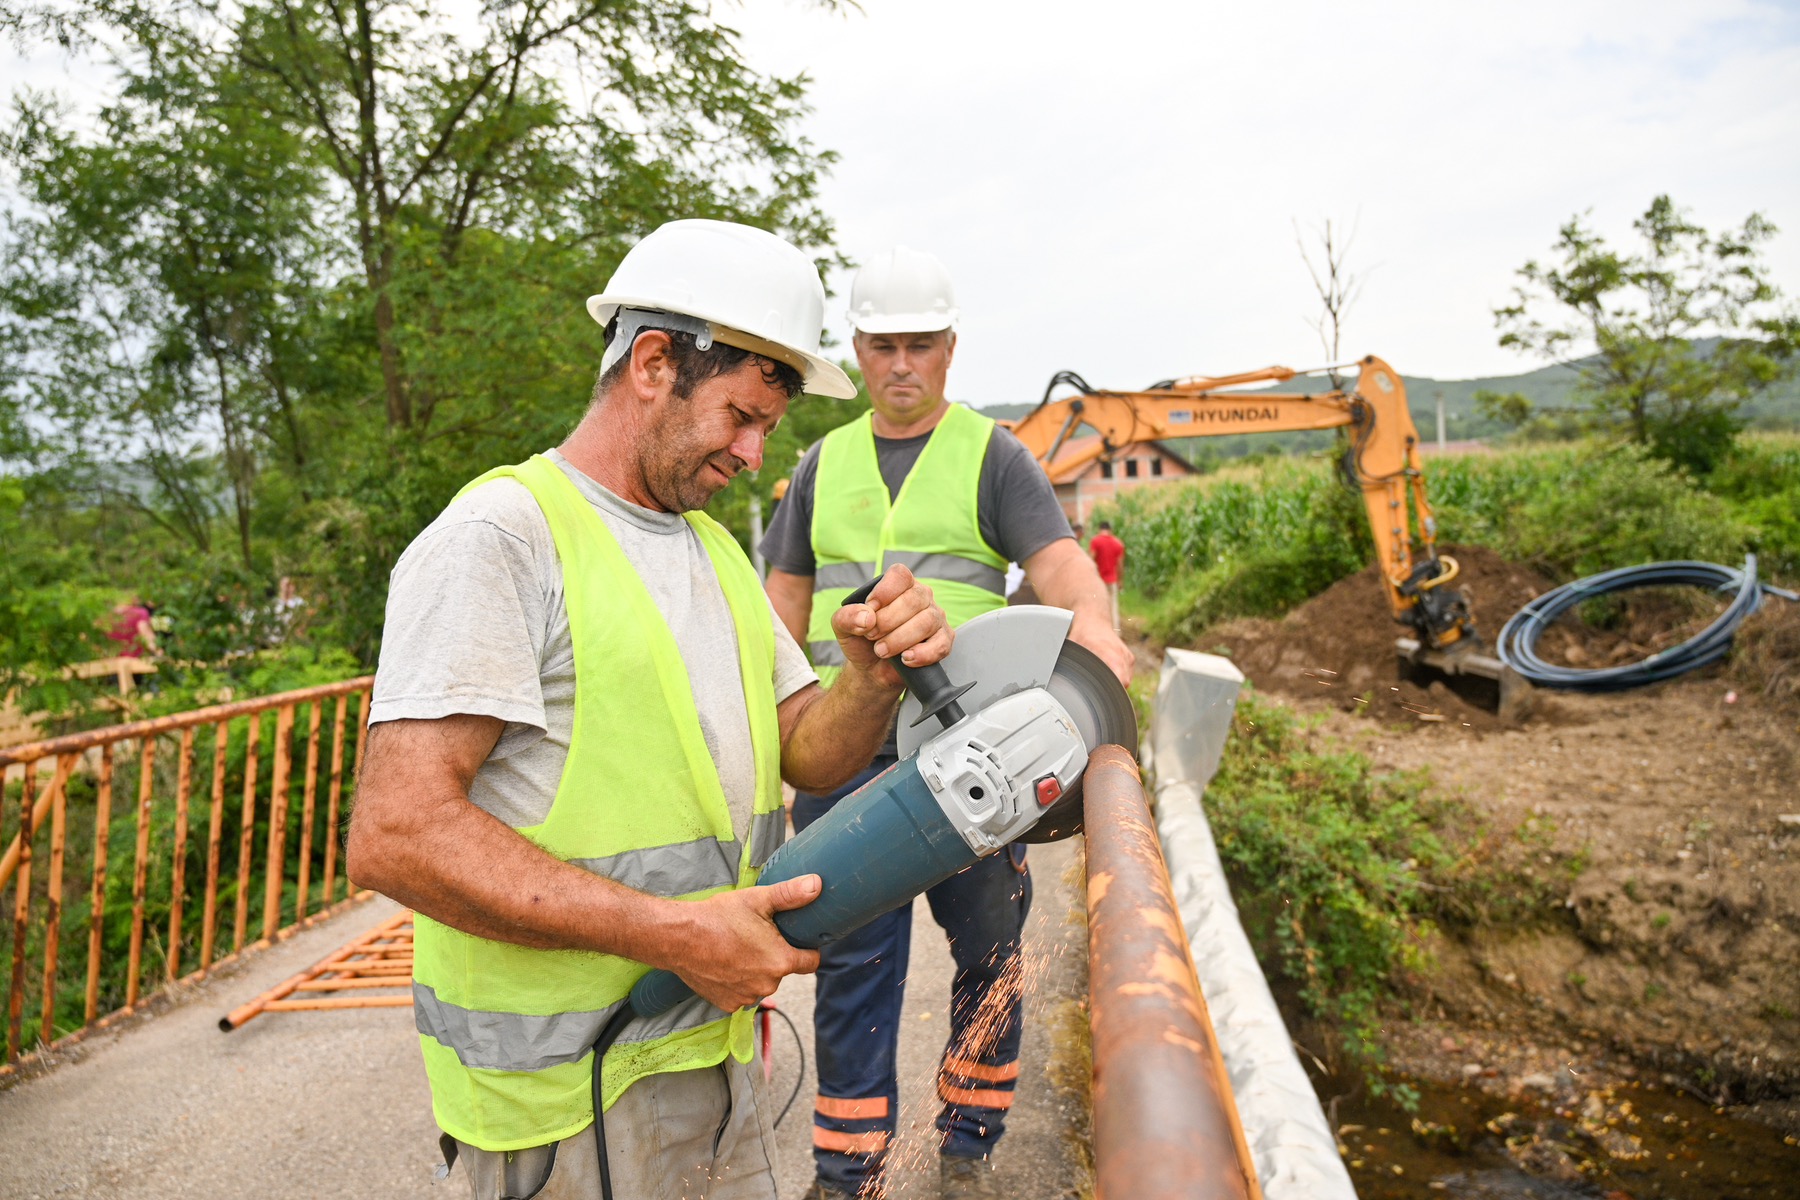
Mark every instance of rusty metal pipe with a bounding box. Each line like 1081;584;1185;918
264;704;296;939
8;761;36;1060
296;701;323;920
291;976;412;990
322;694;349;904
168;729;194;981
85;745;114;1024
234;715;261;952
261;996;413;1012
200;722;227;970
0;757;64;891
126;737;155;1008
40;755;70;1046
1083;745;1262;1200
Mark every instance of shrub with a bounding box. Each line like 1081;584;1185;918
1495;444;1747;579
1202;691;1558;1091
1106;438;1787;645
1706;434;1800;582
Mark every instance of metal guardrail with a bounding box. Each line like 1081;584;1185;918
0;678;374;1073
1083;745;1263;1200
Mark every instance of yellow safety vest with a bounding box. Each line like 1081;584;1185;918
807;403;1008;684
412;454;785;1151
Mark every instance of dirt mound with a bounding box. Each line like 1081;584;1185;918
1202;545;1776;729
1206;545;1554;728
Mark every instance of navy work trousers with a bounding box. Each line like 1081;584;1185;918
792;754;1032;1194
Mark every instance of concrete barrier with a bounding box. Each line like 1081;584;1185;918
1146;651;1355;1200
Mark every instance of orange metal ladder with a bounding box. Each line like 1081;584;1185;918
219;910;413;1031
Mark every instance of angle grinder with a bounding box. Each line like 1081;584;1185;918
590;582;1136;1197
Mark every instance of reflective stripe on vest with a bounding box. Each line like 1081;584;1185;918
806;405;1008;681
567;809;787;894
412;454;785;1152
413;982;724;1074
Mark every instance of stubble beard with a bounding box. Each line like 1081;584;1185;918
642;441;744;513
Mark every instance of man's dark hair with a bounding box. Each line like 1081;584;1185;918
596;318;805;403
1099;521;1113;532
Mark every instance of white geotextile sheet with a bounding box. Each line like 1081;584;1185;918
1149;650;1356;1200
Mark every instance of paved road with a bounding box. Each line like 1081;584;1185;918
0;842;1088;1200
765;837;1089;1200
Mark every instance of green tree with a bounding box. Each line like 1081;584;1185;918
11;0;843;431
2;0;847;667
2;57;328;566
1492;196;1800;473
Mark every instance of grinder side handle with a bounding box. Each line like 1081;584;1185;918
840;572;974;729
628;574;964;1020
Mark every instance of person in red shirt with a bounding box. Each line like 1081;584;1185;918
1089;521;1126;632
106;597;159;658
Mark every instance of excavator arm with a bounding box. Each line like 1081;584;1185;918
1006;355;1475;650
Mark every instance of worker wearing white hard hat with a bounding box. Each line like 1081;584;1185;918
760;246;1132;1200
587;218;858;400
352;219;951;1200
843;243;959;334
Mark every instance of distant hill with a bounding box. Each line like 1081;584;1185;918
975;340;1799;463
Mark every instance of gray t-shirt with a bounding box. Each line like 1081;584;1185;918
758;414;1073;577
371;449;817;840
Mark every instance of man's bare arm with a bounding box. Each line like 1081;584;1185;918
347;714;820;1011
765;568;813;645
775;563;951;793
1023;536;1134;686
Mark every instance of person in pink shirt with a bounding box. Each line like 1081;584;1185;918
1089;522;1126;632
106;597;159;658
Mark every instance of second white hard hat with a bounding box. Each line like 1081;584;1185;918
587;219;856;399
846;246;958;335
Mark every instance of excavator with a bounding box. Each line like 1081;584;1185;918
1002;355;1520;713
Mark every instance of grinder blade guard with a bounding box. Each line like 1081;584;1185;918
896;605;1138;842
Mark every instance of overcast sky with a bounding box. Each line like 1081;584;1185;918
731;0;1800;404
6;0;1797;407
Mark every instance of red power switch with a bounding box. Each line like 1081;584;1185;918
1034;776;1062;808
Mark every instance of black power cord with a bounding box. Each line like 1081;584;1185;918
758;1001;807;1129
590;1003;637;1200
589;998;809;1200
1495;555;1797;691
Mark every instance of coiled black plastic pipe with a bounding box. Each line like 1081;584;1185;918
1495;555;1796;691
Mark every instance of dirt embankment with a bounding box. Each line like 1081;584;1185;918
1183;547;1800;1108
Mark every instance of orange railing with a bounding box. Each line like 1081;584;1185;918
0;678;373;1073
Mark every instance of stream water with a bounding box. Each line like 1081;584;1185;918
1332;1069;1800;1199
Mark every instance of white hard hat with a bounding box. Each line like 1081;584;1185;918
587;219;856;399
846;246;958;335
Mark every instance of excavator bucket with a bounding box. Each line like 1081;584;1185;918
1395;636;1531;723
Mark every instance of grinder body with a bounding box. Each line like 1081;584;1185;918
627;683;1089;1018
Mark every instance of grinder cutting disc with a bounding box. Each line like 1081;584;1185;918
1017;638;1138;843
